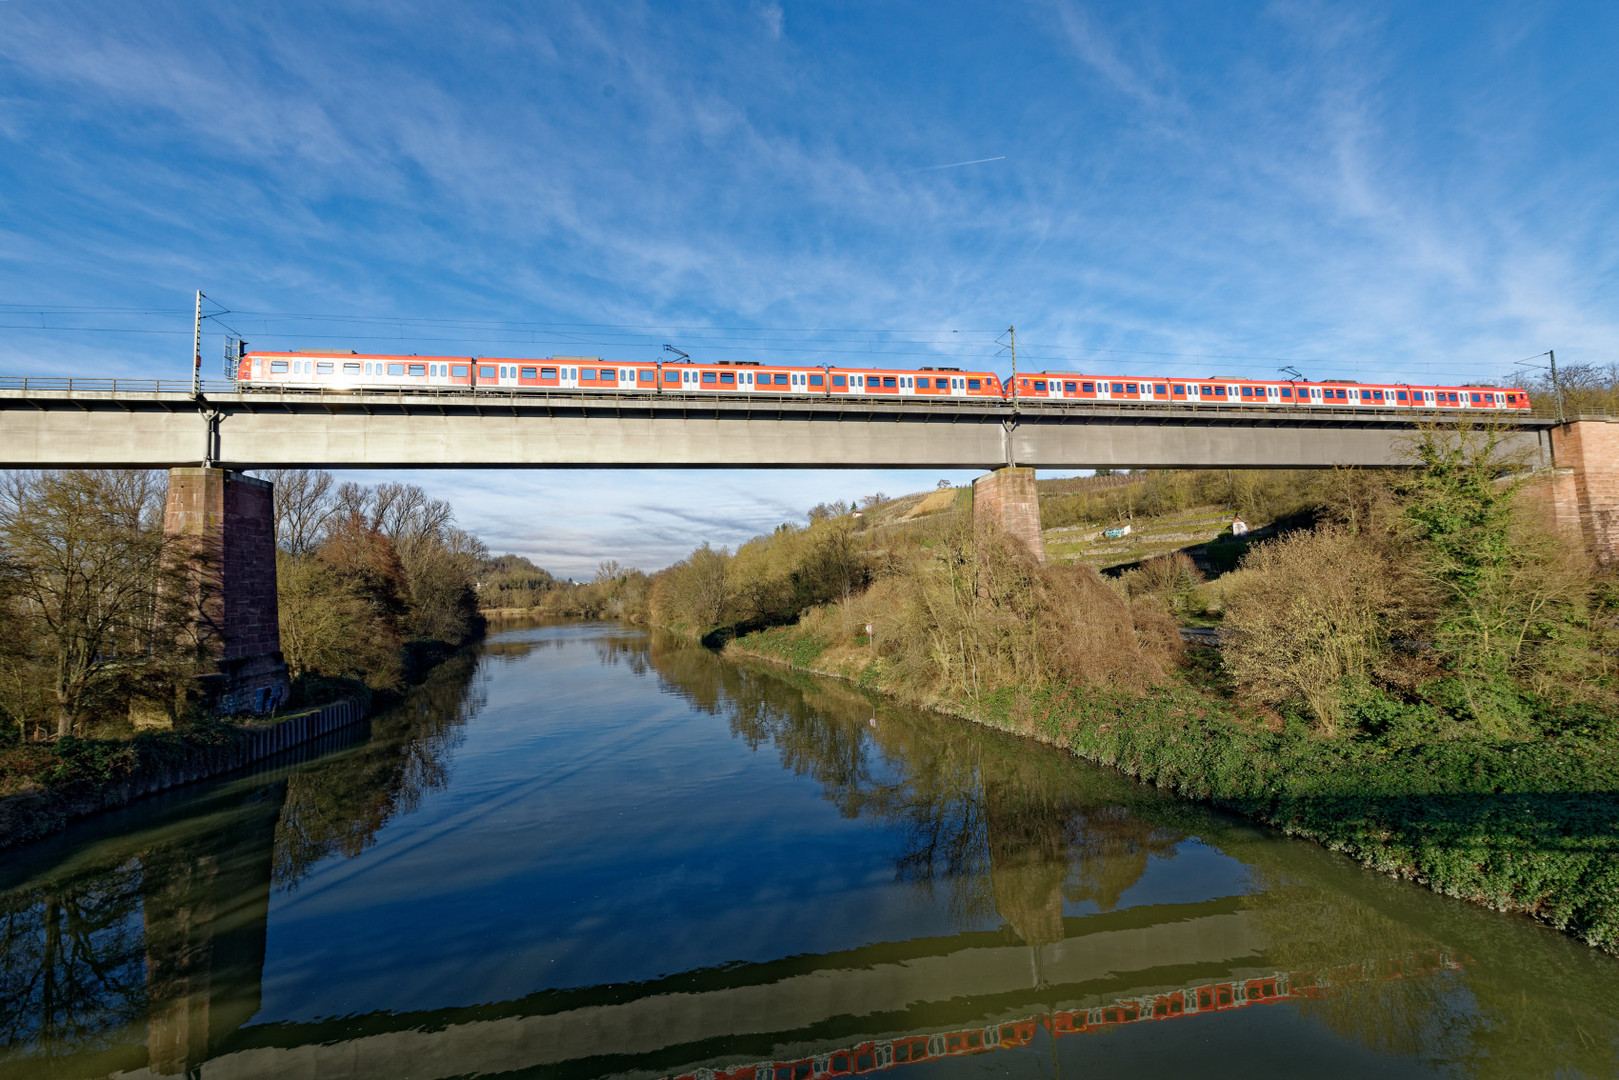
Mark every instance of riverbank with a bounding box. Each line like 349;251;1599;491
0;696;368;850
727;624;1619;954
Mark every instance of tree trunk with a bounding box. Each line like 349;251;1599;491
56;689;74;739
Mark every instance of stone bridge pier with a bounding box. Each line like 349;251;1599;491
972;466;1047;564
163;468;289;715
1544;419;1619;565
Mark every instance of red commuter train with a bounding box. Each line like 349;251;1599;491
236;350;1530;411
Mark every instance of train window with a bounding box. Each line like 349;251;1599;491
701;371;716;384
452;365;469;377
1507;393;1517;402
600;370;616;381
1033;380;1046;391
1082;381;1095;392
1280;387;1293;397
661;370;677;383
1171;384;1183;394
1241;386;1253;397
967;378;980;389
720;372;735;383
540;367;556;379
1126;383;1137;393
809;374;824;386
1470;393;1482;402
916;377;930;389
1214;386;1226;396
1064;381;1077;392
270;360;288;373
388;363;406;375
1154;384;1167;394
344;363;361;373
1111;382;1123;393
409;364;427;376
515;367;533;379
316;361;334;374
1338;389;1349;399
476;365;494;379
773;373;789;385
833;375;847;386
1397;391;1407;400
580;369;597;380
637;370;654;382
883;376;897;387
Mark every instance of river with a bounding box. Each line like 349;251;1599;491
1;621;1617;1079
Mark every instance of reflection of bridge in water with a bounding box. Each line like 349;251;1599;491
676;950;1467;1080
98;913;1462;1080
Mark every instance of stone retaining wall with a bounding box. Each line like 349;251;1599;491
0;697;367;850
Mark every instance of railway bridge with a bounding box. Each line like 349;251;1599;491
3;379;1613;712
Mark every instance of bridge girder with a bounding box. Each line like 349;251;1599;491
0;388;1558;470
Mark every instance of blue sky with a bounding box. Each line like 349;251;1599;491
2;1;1616;576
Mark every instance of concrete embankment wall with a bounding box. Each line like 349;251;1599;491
0;698;367;850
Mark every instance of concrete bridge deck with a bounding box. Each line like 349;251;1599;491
0;381;1561;469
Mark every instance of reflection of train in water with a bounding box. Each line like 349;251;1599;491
236;351;1532;411
672;952;1467;1080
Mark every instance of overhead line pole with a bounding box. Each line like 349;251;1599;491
192;290;205;398
1549;348;1563;424
1008;325;1017;412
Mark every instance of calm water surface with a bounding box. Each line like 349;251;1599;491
2;622;1617;1078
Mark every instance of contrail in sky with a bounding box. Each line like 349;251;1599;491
912;155;1006;172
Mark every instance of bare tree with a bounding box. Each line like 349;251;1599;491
0;471;195;738
331;481;373;526
261;469;336;555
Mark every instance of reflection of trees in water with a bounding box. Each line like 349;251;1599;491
0;862;146;1069
0;650;487;1075
592;632;651;678
0;777;284;1078
273;651;485;888
645;633;1182;944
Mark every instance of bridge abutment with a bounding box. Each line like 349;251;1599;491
164;468;289;715
1545;420;1619;565
972;466;1046;564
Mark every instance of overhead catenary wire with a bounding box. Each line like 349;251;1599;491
0;302;1593;384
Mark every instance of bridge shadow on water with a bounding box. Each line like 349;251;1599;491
0;626;1615;1079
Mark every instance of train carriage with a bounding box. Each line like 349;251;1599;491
236;350;1527;412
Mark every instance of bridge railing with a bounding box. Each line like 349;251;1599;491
0;376;243;395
